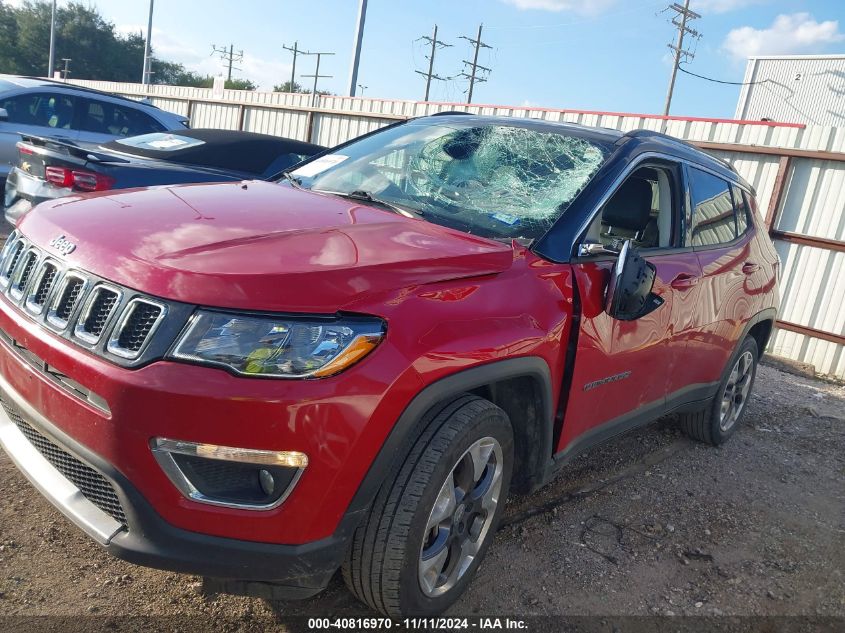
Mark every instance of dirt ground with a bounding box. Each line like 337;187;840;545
0;362;843;630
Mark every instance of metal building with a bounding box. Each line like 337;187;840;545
735;54;845;126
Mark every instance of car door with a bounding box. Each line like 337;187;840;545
683;165;756;387
0;91;80;181
557;159;704;453
77;98;166;143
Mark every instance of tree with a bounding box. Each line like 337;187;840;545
0;1;259;90
273;80;334;96
273;80;304;93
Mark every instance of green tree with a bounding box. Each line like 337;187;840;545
0;1;259;90
273;80;304;93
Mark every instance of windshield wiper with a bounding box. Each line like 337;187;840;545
279;171;303;188
319;189;425;220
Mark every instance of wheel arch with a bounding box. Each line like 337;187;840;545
746;311;776;354
342;357;555;526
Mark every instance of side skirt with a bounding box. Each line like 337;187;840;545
546;381;718;477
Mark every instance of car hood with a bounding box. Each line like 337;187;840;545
18;181;514;312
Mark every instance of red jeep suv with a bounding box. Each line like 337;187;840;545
0;115;779;616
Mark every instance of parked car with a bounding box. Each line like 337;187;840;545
0;75;189;192
0;114;779;617
4;129;325;225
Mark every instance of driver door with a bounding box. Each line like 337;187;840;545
556;161;702;453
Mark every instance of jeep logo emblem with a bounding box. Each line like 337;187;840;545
48;235;76;256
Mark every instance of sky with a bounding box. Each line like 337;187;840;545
17;0;845;118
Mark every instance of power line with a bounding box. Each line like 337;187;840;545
212;43;243;82
415;24;452;102
459;23;493;104
282;42;308;90
678;65;769;86
662;0;700;116
301;51;335;106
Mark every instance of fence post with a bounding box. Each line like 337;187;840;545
765;155;792;231
237;104;246;131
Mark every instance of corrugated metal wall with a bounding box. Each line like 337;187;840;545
736;55;845;126
68;80;845;378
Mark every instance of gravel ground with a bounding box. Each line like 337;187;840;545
0;362;843;631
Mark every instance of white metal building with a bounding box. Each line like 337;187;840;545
735;54;845;126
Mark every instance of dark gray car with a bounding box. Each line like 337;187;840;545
0;75;188;191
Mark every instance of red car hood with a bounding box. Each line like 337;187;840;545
19;181;514;312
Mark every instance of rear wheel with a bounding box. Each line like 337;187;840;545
680;336;759;445
342;394;513;617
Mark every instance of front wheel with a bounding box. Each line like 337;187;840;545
342;394;513;617
680;335;759;445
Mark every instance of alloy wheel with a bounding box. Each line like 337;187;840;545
719;350;754;432
418;436;504;597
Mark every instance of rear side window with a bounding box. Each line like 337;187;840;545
0;92;76;129
688;167;737;247
732;185;750;236
80;100;165;137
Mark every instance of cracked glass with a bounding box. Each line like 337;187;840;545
292;120;612;241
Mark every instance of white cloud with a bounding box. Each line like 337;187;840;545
116;24;291;90
501;0;617;15
722;13;845;60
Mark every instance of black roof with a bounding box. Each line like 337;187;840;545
102;129;325;175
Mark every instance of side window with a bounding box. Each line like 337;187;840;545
0;92;75;129
584;164;677;250
81;100;165;136
688;167;736;247
732;185;750;236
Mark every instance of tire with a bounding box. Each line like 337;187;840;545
342;394;514;617
680;336;759;445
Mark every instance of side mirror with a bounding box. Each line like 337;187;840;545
605;241;664;320
0;108;8;121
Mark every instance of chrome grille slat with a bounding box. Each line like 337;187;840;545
25;260;59;315
107;298;166;359
47;273;87;329
73;285;122;345
9;249;39;300
1;234;169;362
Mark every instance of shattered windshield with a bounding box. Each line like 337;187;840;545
290;120;612;240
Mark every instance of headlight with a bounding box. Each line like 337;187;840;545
170;311;385;378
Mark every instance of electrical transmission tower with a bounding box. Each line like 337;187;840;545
459;24;492;104
282;42;307;91
212;43;244;81
415;25;451;102
662;0;700;115
301;51;335;106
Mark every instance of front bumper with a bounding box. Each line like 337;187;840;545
0;354;353;597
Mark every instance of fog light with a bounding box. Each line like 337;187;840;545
259;469;275;496
151;438;307;510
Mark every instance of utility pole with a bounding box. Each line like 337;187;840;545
346;0;368;96
48;0;56;78
415;24;451;102
662;0;700;116
60;58;71;80
212;43;243;82
459;24;492;104
282;42;306;91
301;51;335;106
141;0;154;85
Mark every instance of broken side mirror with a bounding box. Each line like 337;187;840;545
605;240;664;321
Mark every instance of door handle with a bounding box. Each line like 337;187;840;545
670;273;699;290
742;262;760;275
